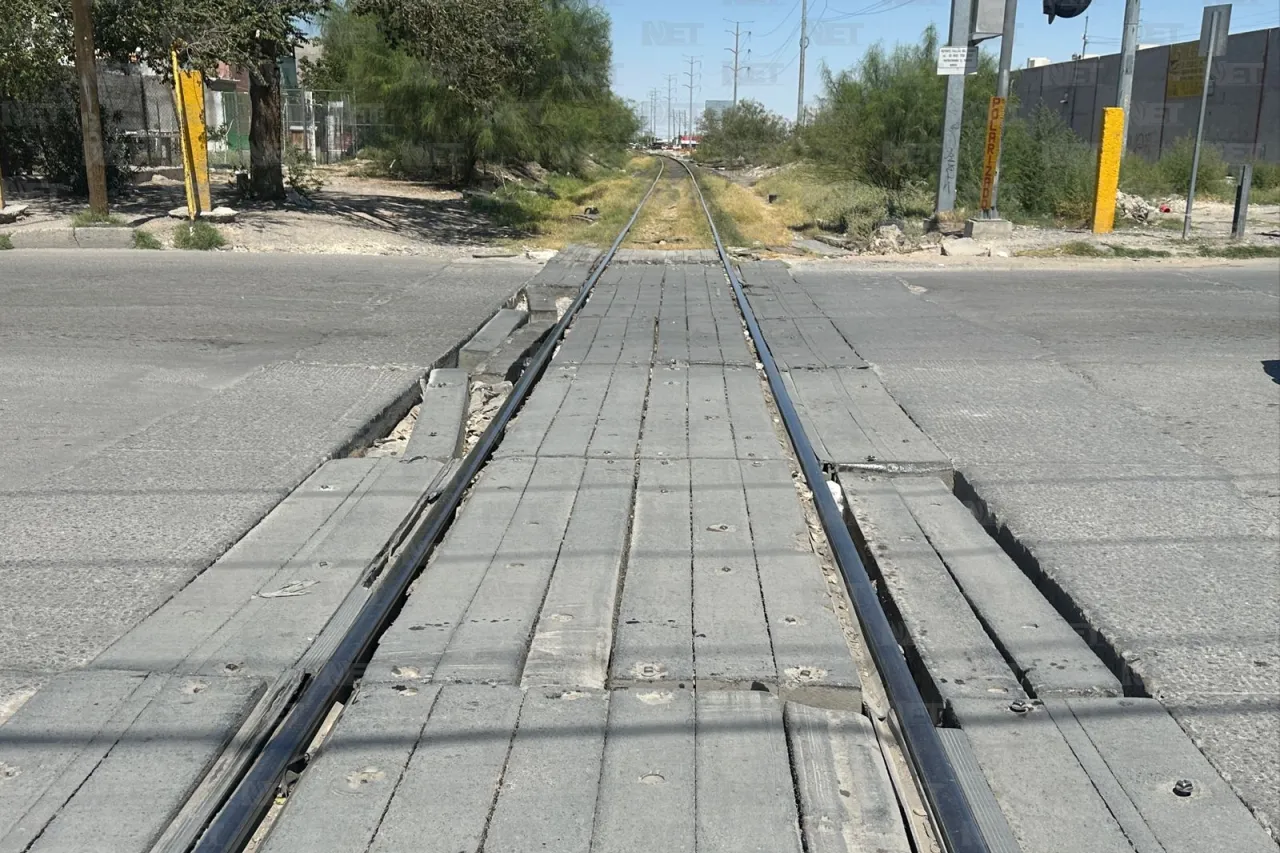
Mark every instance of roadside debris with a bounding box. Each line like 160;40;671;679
1115;191;1154;223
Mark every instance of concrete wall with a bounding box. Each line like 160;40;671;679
1014;28;1278;163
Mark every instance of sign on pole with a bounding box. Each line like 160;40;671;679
937;46;979;75
979;96;1006;211
1199;4;1231;57
1184;4;1229;238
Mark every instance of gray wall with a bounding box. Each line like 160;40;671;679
1014;28;1278;163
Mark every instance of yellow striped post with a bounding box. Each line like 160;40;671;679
171;51;212;218
1092;107;1125;234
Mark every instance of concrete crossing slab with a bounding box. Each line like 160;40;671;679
259;682;444;853
691;457;775;685
785;702;911;853
368;456;537;683
483;689;608;853
695;690;803;853
612;458;695;685
840;473;1025;708
949;698;1136;853
524;458;636;689
405;368;469;461
431;457;584;684
893;477;1121;699
593;688;696;853
2;672;264;853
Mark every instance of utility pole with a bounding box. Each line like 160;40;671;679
1079;16;1090;58
649;88;661;140
726;21;751;108
666;74;678;141
796;0;809;125
70;0;109;214
935;0;973;215
684;56;700;143
1116;0;1141;154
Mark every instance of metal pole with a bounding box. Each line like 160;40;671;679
666;74;677;142
685;56;699;143
70;0;109;214
1116;0;1141;153
935;0;973;215
985;0;1018;216
726;22;747;107
1231;163;1252;239
1182;12;1218;240
796;0;808;125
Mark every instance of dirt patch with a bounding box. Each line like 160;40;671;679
623;164;714;249
4;164;533;256
464;381;514;453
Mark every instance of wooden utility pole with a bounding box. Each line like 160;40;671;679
70;0;109;214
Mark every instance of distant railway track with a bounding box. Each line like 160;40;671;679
179;154;990;853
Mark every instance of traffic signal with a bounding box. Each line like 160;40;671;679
1043;0;1092;23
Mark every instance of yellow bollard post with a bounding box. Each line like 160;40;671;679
1092;107;1125;234
171;51;212;218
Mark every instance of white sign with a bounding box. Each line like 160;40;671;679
937;46;979;76
1199;5;1232;57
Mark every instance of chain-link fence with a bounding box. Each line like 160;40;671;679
206;88;392;167
97;68;182;168
97;72;388;170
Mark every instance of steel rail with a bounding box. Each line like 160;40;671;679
189;159;668;853
672;155;992;853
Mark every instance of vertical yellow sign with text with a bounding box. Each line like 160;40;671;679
171;52;211;216
979;97;1006;212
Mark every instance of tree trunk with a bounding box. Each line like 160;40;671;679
249;42;285;201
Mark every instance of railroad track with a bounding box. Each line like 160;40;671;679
164;155;990;853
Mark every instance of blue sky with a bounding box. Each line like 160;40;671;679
601;0;1280;130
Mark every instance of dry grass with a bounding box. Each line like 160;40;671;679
622;163;714;249
697;171;793;247
481;155;660;249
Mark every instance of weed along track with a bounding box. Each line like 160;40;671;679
13;156;1005;853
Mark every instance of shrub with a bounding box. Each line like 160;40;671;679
1120;136;1230;199
285;145;325;195
695;100;790;167
0;234;12;251
132;230;162;250
1249;161;1280;190
997;106;1095;219
0;72;133;195
70;209;124;228
173;220;226;250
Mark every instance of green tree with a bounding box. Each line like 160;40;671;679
694;100;789;166
314;0;637;179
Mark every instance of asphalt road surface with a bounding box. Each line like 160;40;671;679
784;258;1280;837
0;250;535;675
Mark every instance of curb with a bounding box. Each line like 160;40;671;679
5;227;137;250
